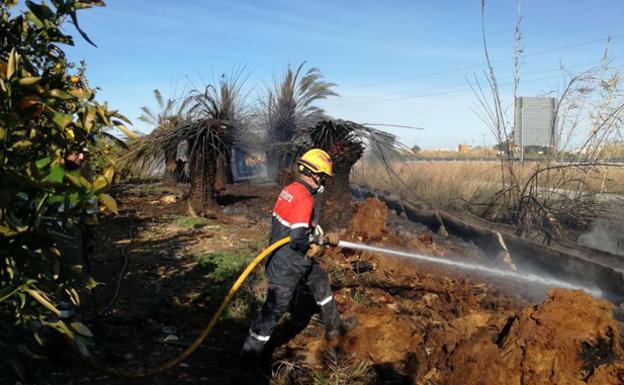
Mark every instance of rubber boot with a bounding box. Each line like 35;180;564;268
325;316;358;340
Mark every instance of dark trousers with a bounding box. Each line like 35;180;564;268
241;263;340;357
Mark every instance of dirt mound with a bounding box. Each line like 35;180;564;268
346;197;388;240
443;289;624;385
276;198;623;384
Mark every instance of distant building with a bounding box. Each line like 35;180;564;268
458;144;472;153
514;97;556;160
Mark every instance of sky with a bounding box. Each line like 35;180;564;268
60;0;624;149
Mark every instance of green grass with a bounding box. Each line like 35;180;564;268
145;184;170;195
195;249;251;281
173;215;213;229
194;248;266;321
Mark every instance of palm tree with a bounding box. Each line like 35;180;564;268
184;74;246;214
138;89;191;185
263;62;338;181
118;76;246;215
303;120;407;228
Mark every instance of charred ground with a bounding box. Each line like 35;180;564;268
16;182;624;385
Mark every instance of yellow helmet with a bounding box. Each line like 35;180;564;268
297;148;333;176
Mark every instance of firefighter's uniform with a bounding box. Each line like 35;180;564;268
241;178;341;358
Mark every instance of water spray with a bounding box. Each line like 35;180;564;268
336;240;603;298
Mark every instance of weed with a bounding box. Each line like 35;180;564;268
353;287;366;305
327;262;350;287
312;351;374;385
195;250;250;281
174;215;212;229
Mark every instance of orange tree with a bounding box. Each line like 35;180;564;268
0;0;133;376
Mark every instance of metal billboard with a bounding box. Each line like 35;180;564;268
514;96;556;149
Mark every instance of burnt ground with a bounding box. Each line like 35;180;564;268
13;182;624;385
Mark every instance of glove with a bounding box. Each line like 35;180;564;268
306;243;323;258
326;233;340;247
311;224;325;245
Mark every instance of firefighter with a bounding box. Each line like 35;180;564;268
241;149;357;362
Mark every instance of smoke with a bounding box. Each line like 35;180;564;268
578;201;624;256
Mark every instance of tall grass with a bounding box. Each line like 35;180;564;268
353;161;499;211
353;160;624;213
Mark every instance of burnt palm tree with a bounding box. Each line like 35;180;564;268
119;75;246;215
184;75;245;214
302;120;407;228
138;89;191;185
262;62;338;181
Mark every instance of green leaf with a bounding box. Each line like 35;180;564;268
64;170;81;187
66;288;80;306
0;225;19;236
111;112;132;125
10;140;31;149
48;320;73;336
98;193;118;214
50;111;73;129
101;131;128;149
92;175;108;193
0;126;5;140
26;289;60;316
82;104;96;133
95;104;111;126
35;157;52;169
25;11;44;28
34;331;44;346
48;89;76;100
0;285;18;303
103;166;115;183
70;322;93;338
68;88;86;98
85;276;97;289
113;120;137;140
7;48;18;79
26;1;56;23
73;334;91;357
75;1;106;9
45;165;64;184
18;77;42;86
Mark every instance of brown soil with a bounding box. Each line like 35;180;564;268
21;185;624;385
273;197;624;384
445;289;624;385
346;197;388;240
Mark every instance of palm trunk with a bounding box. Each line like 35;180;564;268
320;143;364;229
215;151;233;190
188;137;218;215
163;146;178;186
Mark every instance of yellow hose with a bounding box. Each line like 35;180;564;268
75;237;290;378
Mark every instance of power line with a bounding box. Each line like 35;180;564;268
326;74;576;108
340;33;624;90
325;59;624;108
